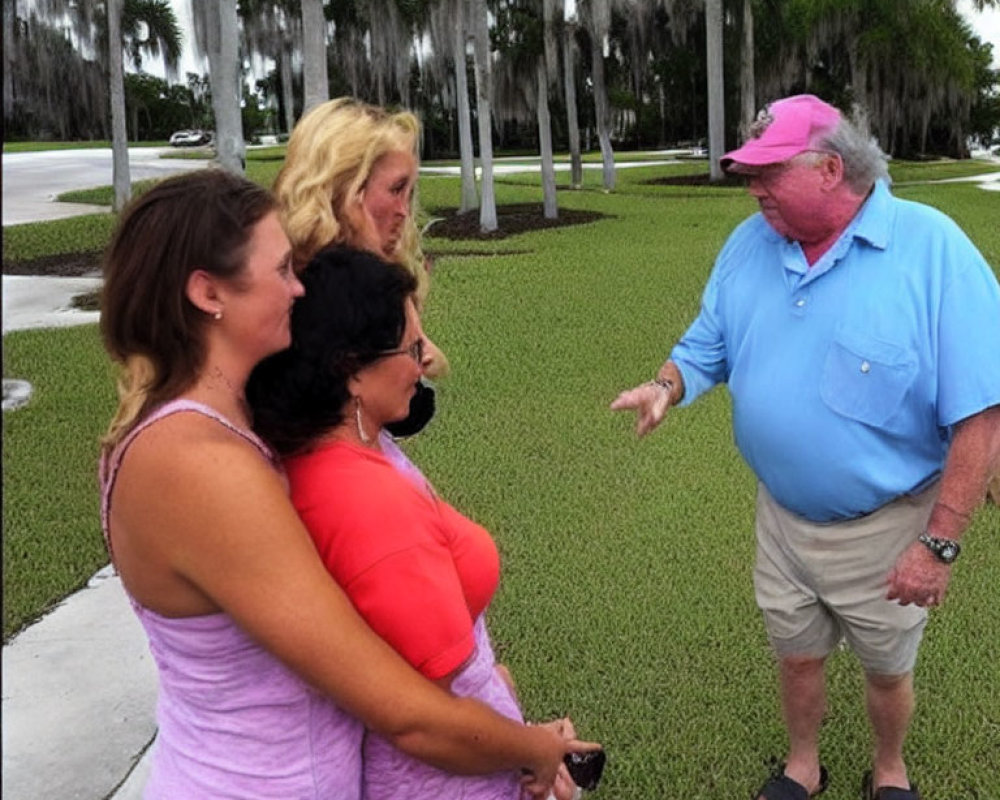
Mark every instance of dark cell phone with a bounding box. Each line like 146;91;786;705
563;749;606;791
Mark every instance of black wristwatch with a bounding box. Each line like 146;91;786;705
918;534;961;564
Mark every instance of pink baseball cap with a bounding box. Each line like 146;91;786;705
720;94;841;171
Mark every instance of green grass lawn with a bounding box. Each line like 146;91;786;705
3;159;999;797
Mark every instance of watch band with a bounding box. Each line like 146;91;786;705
918;533;961;564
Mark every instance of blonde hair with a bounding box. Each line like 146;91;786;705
274;97;429;305
102;354;157;453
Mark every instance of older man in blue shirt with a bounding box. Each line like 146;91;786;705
612;95;1000;800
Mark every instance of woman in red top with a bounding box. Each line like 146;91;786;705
248;247;594;800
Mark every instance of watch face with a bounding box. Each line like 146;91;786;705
940;543;958;563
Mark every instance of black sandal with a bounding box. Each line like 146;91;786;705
755;760;830;800
861;770;920;800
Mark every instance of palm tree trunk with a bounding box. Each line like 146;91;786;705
739;0;755;140
590;32;615;191
454;0;478;213
207;0;245;174
301;0;328;113
563;20;583;188
280;41;295;133
537;59;557;219
705;0;725;182
3;0;16;121
108;0;130;211
470;0;497;232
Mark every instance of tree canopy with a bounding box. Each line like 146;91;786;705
5;0;998;159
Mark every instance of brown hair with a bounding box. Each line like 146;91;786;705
100;168;276;453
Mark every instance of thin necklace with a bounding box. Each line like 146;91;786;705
204;366;252;426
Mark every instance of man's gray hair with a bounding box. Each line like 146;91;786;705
818;105;890;194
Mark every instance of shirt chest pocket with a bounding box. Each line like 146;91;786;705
820;332;918;430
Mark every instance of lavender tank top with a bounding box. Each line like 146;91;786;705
363;615;524;799
100;399;363;799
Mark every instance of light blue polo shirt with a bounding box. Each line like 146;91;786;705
671;180;1000;522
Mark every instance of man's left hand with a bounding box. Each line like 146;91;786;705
886;542;952;607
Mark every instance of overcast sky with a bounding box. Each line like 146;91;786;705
958;0;1000;67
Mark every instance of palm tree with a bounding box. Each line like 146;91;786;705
561;5;584;188
327;0;368;98
579;0;615;190
29;0;181;209
122;0;182;74
492;0;559;219
300;0;328;112
539;0;560;217
114;0;181;207
455;0;479;214
704;0;724;180
427;0;478;212
470;0;498;231
3;0;15;121
739;0;755;138
108;0;129;209
536;57;558;218
241;0;300;134
191;0;245;173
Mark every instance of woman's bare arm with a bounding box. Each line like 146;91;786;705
110;415;576;785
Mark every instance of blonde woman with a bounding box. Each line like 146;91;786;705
274;97;447;378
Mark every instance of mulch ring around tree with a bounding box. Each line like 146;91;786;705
2;251;104;309
644;172;745;187
426;203;608;240
3;250;103;278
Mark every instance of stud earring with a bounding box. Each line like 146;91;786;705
213;310;223;321
354;396;370;444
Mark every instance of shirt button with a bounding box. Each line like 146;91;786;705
860;361;871;373
795;298;806;307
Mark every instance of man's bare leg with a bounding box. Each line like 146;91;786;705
759;655;827;798
865;671;913;790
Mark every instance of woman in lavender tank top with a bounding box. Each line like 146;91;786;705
99;171;593;799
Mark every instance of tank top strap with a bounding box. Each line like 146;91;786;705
99;398;278;563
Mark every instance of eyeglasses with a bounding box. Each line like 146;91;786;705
379;337;424;364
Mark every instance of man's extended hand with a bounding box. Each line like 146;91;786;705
610;382;673;438
886;541;952;608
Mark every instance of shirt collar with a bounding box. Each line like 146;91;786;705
777;178;893;284
850;178;892;251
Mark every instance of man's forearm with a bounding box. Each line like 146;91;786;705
928;404;1000;540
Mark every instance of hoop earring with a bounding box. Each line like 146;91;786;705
354;396;370;444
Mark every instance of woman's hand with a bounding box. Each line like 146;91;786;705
519;717;601;800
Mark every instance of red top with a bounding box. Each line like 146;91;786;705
285;440;500;680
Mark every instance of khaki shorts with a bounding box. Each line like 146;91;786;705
753;482;938;675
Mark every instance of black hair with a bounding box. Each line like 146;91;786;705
247;246;418;456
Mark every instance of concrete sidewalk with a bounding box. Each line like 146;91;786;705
1;568;158;800
3;276;159;799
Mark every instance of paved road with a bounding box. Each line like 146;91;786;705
1;147;208;226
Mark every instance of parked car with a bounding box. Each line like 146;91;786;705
169;129;210;147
